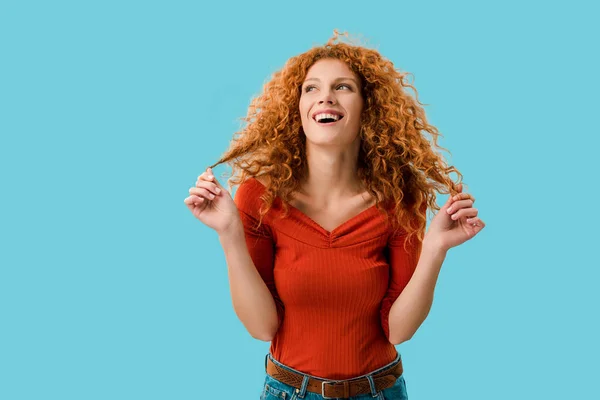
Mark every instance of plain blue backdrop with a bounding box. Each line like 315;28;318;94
1;0;598;399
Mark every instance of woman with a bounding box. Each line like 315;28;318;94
184;31;485;400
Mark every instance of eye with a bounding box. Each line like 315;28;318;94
337;84;351;90
304;85;316;93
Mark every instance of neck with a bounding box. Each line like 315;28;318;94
301;140;364;207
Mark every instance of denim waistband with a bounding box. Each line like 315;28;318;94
265;351;401;382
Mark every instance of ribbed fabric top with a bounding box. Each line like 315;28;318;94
234;177;422;380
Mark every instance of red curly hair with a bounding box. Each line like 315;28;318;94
210;30;464;246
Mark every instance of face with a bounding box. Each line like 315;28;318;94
299;58;364;147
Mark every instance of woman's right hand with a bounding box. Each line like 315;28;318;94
184;167;241;235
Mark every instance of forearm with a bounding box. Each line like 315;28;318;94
388;237;448;344
218;222;279;341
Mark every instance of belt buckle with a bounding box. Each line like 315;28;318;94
321;380;336;399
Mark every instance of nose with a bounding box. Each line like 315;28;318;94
318;90;337;105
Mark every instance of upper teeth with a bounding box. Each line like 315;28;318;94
315;113;341;122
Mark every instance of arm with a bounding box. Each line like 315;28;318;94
386;185;484;344
386;237;447;344
218;221;281;342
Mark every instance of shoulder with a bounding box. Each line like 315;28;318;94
235;175;270;197
386;200;428;235
234;175;271;216
255;174;271;187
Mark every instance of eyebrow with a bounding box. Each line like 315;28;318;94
303;77;359;85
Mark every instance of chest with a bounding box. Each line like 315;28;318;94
288;196;376;233
272;233;391;307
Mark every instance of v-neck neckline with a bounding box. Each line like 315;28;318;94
249;177;379;237
286;201;379;236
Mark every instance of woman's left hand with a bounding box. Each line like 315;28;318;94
425;183;485;252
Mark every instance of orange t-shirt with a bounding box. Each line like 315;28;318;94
234;177;422;380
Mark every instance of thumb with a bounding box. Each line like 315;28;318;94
442;183;460;212
442;193;454;212
442;182;463;210
207;167;225;189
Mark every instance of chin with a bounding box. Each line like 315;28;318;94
305;134;357;147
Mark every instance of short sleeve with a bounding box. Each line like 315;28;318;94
380;206;426;342
234;179;285;328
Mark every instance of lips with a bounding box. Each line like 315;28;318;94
312;109;345;121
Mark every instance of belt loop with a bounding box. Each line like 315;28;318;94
366;374;378;397
264;353;269;372
296;375;309;399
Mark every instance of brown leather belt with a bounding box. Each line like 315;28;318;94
266;357;403;399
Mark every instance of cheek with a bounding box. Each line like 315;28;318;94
299;98;308;111
299;101;310;122
347;105;363;123
352;105;364;125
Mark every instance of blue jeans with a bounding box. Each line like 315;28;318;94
260;353;409;400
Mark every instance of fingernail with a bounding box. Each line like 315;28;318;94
216;188;221;194
447;207;453;213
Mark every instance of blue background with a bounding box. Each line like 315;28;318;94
1;0;598;399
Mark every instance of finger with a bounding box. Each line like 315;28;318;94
189;187;216;200
183;195;204;205
208;170;226;189
450;207;478;220
195;180;221;196
466;217;485;229
443;191;455;211
452;192;475;203
198;171;214;182
201;167;224;187
206;167;215;182
446;183;463;209
466;216;482;224
184;195;206;206
446;199;474;214
198;167;217;181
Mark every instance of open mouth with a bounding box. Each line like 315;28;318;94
313;113;344;125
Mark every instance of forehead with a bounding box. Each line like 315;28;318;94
304;58;357;80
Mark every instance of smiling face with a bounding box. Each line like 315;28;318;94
299;58;364;147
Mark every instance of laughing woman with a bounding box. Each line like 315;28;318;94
184;31;485;400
